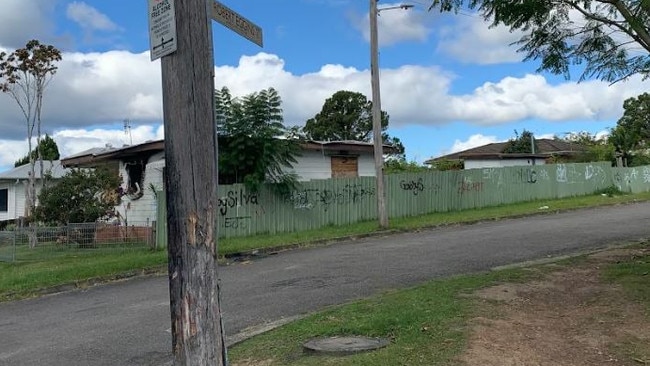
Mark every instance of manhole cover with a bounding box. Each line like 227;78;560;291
303;336;390;355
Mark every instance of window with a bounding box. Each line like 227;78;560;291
0;189;8;212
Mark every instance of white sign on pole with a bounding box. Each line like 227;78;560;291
148;0;178;61
211;1;263;47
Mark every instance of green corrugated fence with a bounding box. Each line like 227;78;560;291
156;162;650;245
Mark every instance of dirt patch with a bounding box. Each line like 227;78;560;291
460;249;650;366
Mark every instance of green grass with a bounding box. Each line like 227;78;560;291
0;247;166;301
603;249;650;312
219;192;650;256
228;268;536;366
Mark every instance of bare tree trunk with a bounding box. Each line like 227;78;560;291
160;0;226;364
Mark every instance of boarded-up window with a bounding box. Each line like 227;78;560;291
0;189;7;212
331;156;358;178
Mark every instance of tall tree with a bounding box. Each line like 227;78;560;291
0;40;62;216
429;0;650;82
304;90;404;155
14;134;60;167
609;92;650;166
215;86;300;191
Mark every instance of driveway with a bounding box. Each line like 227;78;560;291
1;202;649;365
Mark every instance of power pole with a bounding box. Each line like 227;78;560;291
158;0;225;364
370;0;389;228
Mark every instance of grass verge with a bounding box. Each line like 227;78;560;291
228;268;536;366
228;243;650;366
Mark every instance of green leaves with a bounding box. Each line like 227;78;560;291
215;87;300;192
429;0;650;82
34;168;122;225
14;134;60;167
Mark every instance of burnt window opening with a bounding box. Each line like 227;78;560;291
125;160;146;200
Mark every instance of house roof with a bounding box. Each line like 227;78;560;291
424;139;587;164
0;160;70;180
62;139;397;167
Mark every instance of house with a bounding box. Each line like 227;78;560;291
0;160;70;223
61;139;396;224
425;139;588;170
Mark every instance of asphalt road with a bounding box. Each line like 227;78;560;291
1;202;649;366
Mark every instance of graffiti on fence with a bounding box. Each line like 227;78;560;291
644;167;650;184
218;189;259;216
585;164;607;183
537;169;550;181
285;184;375;211
400;178;425;195
483;168;504;186
517;168;537;184
458;178;484;194
223;216;251;229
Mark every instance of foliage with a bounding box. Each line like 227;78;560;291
503;129;537;154
14;134;60;167
428;158;464;171
610;93;650;166
303;90;404;156
429;0;650;83
0;40;62;215
33;168;122;225
384;157;430;174
594;185;625;197
555;131;615;164
215;86;301;192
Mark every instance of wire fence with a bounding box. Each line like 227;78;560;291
0;221;157;263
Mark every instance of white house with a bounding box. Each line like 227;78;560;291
425;139;588;169
0;161;70;223
61;139;395;224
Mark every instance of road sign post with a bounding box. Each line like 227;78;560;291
151;0;263;364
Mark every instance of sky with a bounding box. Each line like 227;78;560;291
0;0;648;173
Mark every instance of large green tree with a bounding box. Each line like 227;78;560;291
429;0;650;82
34;168;122;225
215;86;300;191
0;40;62;216
14;134;60;167
609;92;650;166
303;90;405;155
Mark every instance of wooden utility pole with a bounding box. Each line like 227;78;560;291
369;0;389;228
159;0;225;364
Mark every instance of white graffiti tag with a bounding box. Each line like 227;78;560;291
556;164;568;183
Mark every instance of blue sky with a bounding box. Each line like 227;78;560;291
0;0;647;172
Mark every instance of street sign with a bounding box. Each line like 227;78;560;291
211;1;263;47
148;0;178;61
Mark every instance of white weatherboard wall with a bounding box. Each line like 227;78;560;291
465;158;547;170
116;154;165;225
0;180;45;221
286;150;377;181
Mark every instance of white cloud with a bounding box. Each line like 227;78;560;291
352;5;432;46
0;0;56;49
1;50;647;172
53;125;164;159
449;134;501;154
66;2;120;32
437;13;523;64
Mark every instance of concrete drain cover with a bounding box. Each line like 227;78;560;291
303;336;390;355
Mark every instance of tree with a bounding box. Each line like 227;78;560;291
33;168;121;226
14;134;60;167
384;157;431;174
429;0;650;82
215;86;301;192
503;129;537;153
304;90;404;156
0;40;62;216
609;92;650;166
555;131;615;163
